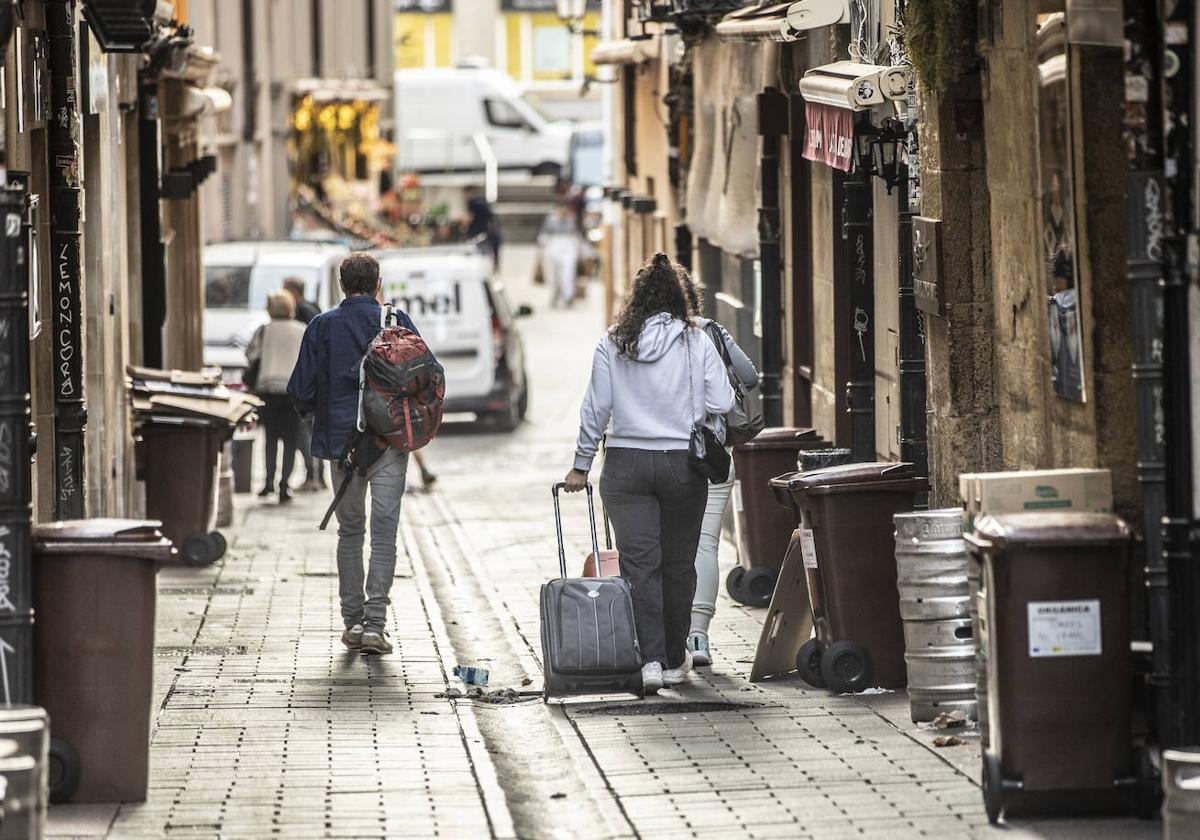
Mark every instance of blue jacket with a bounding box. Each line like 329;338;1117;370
287;295;419;461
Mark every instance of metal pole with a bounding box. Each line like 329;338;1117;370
896;165;928;482
758;88;787;428
842;169;874;462
1161;0;1199;749
46;0;85;520
1123;0;1171;740
0;0;34;704
138;79;166;369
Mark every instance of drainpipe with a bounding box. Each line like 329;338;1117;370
757;87;787;428
46;0;85;520
1122;0;1171;743
896;165;927;482
1161;0;1200;750
0;0;34;705
842;166;874;462
138;79;166;368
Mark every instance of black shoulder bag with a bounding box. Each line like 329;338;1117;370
684;330;731;483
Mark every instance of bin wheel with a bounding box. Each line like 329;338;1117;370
1133;744;1160;819
740;567;777;608
209;531;228;561
795;638;826;688
725;566;747;602
48;737;81;804
982;749;1004;824
819;640;874;693
181;531;216;566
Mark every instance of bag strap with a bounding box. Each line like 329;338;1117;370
683;329;697;425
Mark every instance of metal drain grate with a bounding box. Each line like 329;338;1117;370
155;645;248;657
575;700;760;716
160;586;255;596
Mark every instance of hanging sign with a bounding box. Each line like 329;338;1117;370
802;102;854;172
912;216;944;316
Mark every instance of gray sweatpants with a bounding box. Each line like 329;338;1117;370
333;448;409;633
600;448;708;669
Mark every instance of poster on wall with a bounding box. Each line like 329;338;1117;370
1037;14;1086;402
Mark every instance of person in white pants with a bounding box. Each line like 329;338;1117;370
539;202;580;308
679;271;760;666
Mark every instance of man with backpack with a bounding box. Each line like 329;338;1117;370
288;253;426;656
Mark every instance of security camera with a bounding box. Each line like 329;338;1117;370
799;61;914;110
782;0;851;39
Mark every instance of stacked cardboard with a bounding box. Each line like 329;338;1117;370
128;366;262;429
959;469;1113;532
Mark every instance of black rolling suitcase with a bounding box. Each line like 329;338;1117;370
540;482;644;700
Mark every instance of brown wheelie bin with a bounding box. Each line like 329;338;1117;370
966;513;1158;823
138;419;228;565
729;428;827;607
31;519;173;803
774;462;926;692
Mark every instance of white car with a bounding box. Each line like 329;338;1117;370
202;240;349;382
394;66;573;176
376;244;531;430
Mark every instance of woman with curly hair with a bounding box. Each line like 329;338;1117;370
564;253;735;694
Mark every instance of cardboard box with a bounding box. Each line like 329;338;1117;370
959;469;1112;531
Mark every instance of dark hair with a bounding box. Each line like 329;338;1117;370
340;252;380;295
677;266;703;318
611;253;690;358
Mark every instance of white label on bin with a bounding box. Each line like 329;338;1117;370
1027;600;1102;657
800;528;818;569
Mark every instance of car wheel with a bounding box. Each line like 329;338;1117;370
489;396;521;433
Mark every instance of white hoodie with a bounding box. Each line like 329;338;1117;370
574;313;736;472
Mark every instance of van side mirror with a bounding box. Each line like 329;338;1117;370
516;304;534;318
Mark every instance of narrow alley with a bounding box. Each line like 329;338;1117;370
46;248;1154;840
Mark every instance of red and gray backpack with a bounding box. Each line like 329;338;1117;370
359;309;445;453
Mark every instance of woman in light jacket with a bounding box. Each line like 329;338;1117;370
564;253;735;694
246;290;307;503
678;270;760;667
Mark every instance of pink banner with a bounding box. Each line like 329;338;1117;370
802;102;854;172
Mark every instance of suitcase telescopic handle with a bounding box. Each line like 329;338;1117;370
551;482;602;579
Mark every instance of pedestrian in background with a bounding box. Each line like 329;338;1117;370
538;200;580;308
246;290;307;504
564;253;735;694
284;276;325;491
678;270;759;667
464;185;502;271
283;276;321;323
288;253;422;656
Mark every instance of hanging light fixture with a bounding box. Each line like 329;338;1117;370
853;119;878;177
873;118;907;193
555;0;587;23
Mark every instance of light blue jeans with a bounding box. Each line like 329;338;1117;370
691;458;735;635
333;448;408;633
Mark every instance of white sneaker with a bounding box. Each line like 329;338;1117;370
687;632;711;667
663;651;693;686
641;662;664;694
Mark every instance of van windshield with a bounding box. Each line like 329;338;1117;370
519;93;557;125
204;265;322;311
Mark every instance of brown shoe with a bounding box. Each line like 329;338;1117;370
341;624;363;650
360;629;393;655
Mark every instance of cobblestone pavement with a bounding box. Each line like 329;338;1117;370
48;245;1159;839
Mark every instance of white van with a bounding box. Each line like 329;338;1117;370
202;240;348;382
395;66;573;176
376;245;531;430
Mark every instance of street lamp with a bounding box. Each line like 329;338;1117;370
873;118;907;194
555;0;599;36
853;120;878;177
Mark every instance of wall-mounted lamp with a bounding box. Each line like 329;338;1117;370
853;117;907;194
556;0;600;36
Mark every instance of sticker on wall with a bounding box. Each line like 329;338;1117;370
1027;599;1102;657
800;528;818;569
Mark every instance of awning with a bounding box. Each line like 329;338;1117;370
714;1;850;42
591;38;657;66
801;101;854;172
294;78;391;103
799;60;911;111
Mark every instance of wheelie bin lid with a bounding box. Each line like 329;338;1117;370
32;519;175;560
965;512;1129;551
733;427;821;451
772;461;927;496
